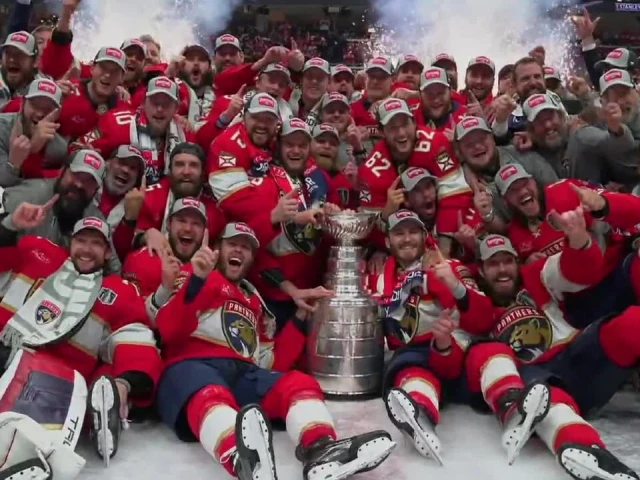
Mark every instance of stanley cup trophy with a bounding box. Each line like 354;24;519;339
307;212;384;397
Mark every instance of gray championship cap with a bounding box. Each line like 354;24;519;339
432;53;457;68
321;92;350;110
331;64;355;78
494;163;532;195
467;55;496;74
420;67;450;91
479;234;518;261
595;48;637;71
388;209;426;231
121;38;147;56
522;93;561;122
169;197;207;221
182;44;211;59
312;123;340;141
94;47;126;71
147;76;179;101
2;31;36;56
114;145;145;165
366;56;394;75
221;222;260;249
378;98;413;126
401;167;437;191
281;118;311;138
69;150;106;187
303;57;331;75
246;92;279;117
262;62;291;82
25;79;62;107
543;66;561;81
72;216;110;241
397;54;424;71
215;34;241;51
599;69;635;94
454;116;492;141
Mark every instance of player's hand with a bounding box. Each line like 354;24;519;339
512;131;533;152
123;176;146;221
116;86;131;103
367;250;388;275
432;309;456;351
62;0;82;14
567;76;591;98
453;211;478;252
10;195;59;230
570;183;606;212
224;84;248;119
271;189;299;224
391;88;419;101
9;134;31;169
342;159;358;187
263;46;289;65
470;176;492;219
114;379;130;420
529;45;546;65
431;256;459;291
382;176;405;220
548;206;590;249
165;55;185;78
603;102;623;134
294;207;324;226
571;7;600;41
323;202;341;215
287;42;305;71
30;109;60;153
346;119;363;151
160;251;182;291
466;92;485;118
56;79;77;97
144;228;171;257
492;94;518;124
191;233;218;279
291;286;334;313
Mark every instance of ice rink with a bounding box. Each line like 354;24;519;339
76;391;640;480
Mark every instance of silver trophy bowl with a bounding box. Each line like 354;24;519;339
322;212;377;246
307;211;384;398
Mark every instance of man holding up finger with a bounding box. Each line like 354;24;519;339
366;210;493;465
0;79;68;186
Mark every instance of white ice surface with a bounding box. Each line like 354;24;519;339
76;392;640;480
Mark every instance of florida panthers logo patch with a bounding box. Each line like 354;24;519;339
35;300;62;325
222;300;258;358
394;291;420;344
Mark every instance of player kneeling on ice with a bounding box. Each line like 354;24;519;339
461;209;639;480
154;222;396;480
365;210;494;465
0;205;162;480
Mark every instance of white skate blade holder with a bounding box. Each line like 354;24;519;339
560;447;638;480
387;389;443;466
240;407;277;480
505;384;549;466
307;437;396;480
91;377;115;468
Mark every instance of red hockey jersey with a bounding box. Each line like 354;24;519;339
155;270;305;372
461;237;605;365
207;122;274;221
367;256;492;379
0;236;161;386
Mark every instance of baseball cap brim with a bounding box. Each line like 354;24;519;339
456;123;492;140
420;78;449;91
183;44;210;59
146;88;178;101
170;205;207;221
366;65;392;75
398;59;424;70
73;224;110;241
498;171;532;195
69;163;103;187
595;58;628;70
479;243;518;261
390;216;425;231
247;106;279;117
526;104;560;122
380;109;412;126
467;61;495;73
432;58;456;68
24;91;61;107
601;78;634;94
1;42;33;56
95;57;126;71
222;231;260;249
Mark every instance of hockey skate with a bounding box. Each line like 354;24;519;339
297;430;396;480
499;381;550;465
234;404;278;480
0;456;51;480
88;375;122;467
385;387;443;465
558;443;639;480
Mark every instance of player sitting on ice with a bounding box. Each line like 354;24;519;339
366;210;493;465
461;216;640;479
0;206;161;480
154;222;395;480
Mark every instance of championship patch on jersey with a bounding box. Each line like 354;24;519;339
36;300;62;325
492;290;552;363
219;152;237;168
98;287;118;305
435;150;454;173
222;300;258;358
337;188;350;206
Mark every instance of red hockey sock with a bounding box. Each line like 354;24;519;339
599;306;640;368
393;366;441;424
186;385;239;477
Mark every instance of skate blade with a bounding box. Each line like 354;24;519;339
560;448;637;480
507;384;549;466
239;407;278;480
91;377;115;468
311;438;396;480
388;389;443;465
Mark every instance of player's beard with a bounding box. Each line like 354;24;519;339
218;260;250;283
0;64;31;91
178;69;213;92
71;256;106;274
480;273;522;307
170;176;202;198
168;236;198;263
508;183;546;229
53;180;92;233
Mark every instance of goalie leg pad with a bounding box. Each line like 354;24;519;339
0;350;87;449
0;412;85;480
